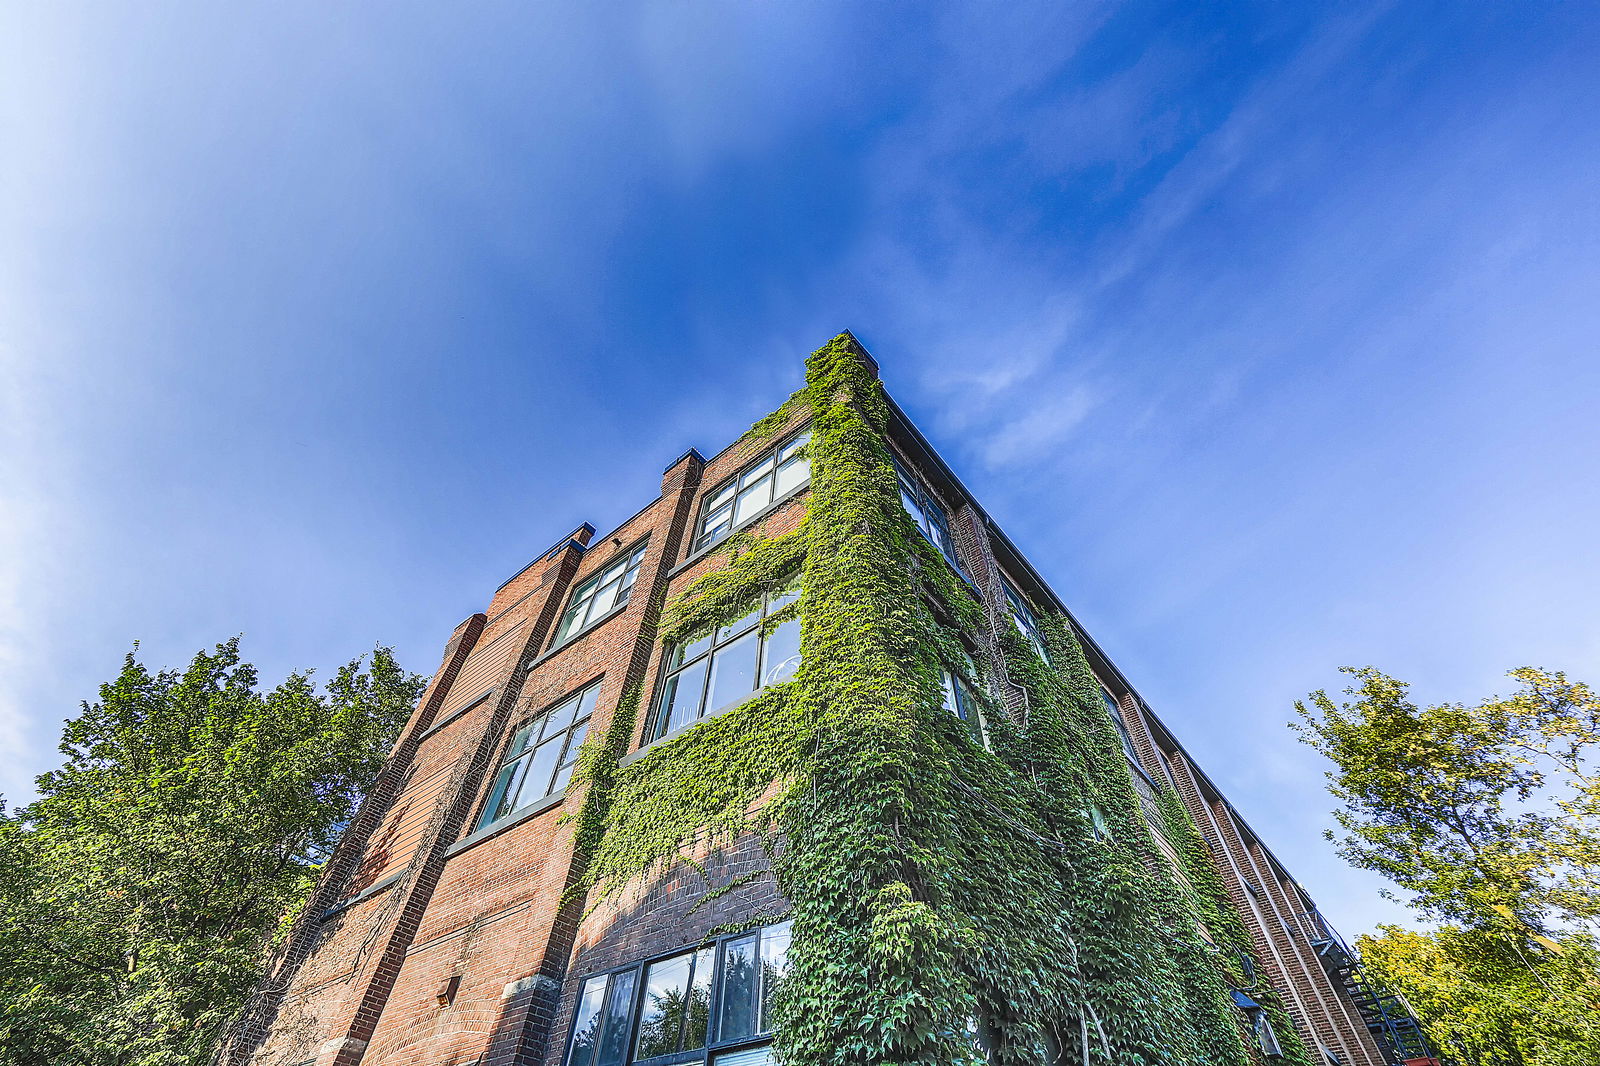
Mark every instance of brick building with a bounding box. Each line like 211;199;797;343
217;335;1435;1066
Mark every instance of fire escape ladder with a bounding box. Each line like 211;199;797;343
1301;911;1444;1066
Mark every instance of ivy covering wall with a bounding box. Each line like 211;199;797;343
567;335;1314;1066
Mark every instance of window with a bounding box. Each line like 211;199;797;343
1002;580;1048;662
1232;991;1285;1059
554;544;648;648
695;432;811;552
940;667;986;746
654;580;801;740
565;921;792;1066
1101;688;1140;765
478;682;599;828
892;455;968;579
1085;803;1111;843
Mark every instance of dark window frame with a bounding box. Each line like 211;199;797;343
562;921;794;1066
891;453;970;581
551;539;650;650
476;678;602;830
1001;578;1049;663
692;429;812;554
649;579;802;742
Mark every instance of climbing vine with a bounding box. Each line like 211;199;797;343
567;335;1312;1066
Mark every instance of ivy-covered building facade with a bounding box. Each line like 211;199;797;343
219;335;1436;1066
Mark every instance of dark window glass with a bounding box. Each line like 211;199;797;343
892;456;969;580
598;970;637;1066
567;976;609;1066
940;668;987;747
1002;580;1049;663
479;683;600;828
653;579;801;740
1101;688;1140;765
554;545;648;647
694;431;811;552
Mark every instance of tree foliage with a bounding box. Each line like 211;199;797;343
0;638;423;1066
1295;666;1600;1064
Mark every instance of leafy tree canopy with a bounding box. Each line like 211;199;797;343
1295;666;1600;1065
0;638;423;1066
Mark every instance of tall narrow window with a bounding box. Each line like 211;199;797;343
553;544;648;648
714;920;791;1044
695;431;811;552
479;682;600;828
654;580;801;740
1101;688;1140;765
892;455;968;579
1002;580;1048;663
940;667;986;746
635;947;715;1062
566;969;638;1066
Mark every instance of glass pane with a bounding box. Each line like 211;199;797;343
551;756;579;795
779;431;810;462
544;694;581;737
684;946;714;1051
479;757;523;829
761;618;801;686
504;721;538;759
733;479;771;525
513;739;564;808
713;1048;774;1066
636;952;694;1060
699;515;732;548
717;935;758;1042
568;976;609;1066
554;600;587;644
560;719;591;768
940;670;959;718
900;487;926;531
705;631;759;714
739;454;776;486
590;576;624;616
766;578;800;614
659;660;709;735
576;683;602;722
717;604;761;642
774;454;807;498
705;482;737;510
758;922;791;1033
675;631;713;667
597;970;636;1066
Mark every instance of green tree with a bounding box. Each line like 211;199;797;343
0;638;423;1066
1294;667;1600;1065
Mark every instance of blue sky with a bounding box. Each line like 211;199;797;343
3;2;1598;938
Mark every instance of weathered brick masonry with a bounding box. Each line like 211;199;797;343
220;336;1412;1066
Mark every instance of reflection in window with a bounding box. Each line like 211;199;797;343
566;968;637;1066
715;920;791;1043
892;455;968;579
565;920;792;1066
479;682;600;828
654;580;801;740
695;432;811;552
635;948;715;1061
1002;580;1049;663
554;544;648;647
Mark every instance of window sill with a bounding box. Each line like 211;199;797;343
446;790;567;858
530;602;632;669
670;482;811;579
320;869;405;922
416;689;496;742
